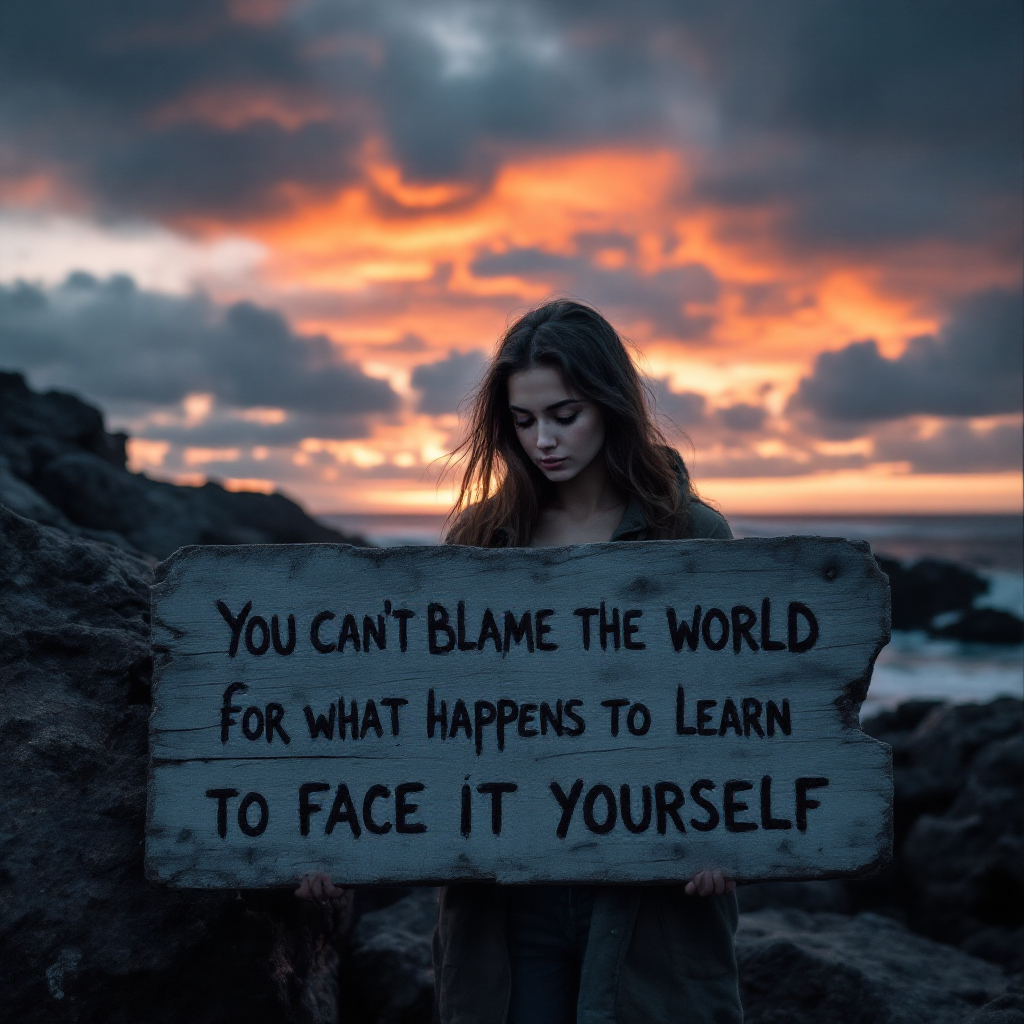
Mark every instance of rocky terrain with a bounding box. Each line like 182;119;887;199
877;555;1024;644
339;694;1024;1024
0;371;363;559
0;506;351;1024
3;503;1021;1022
2;372;1022;1022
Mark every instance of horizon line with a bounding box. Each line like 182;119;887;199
315;509;1024;519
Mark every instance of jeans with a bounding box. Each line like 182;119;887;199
506;885;596;1024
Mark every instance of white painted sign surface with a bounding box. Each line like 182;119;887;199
146;538;892;887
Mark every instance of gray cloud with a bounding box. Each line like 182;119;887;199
0;273;398;435
789;288;1023;425
0;0;1015;258
873;420;1023;474
717;403;766;432
683;0;1023;250
646;377;707;431
410;350;487;414
0;1;365;218
471;243;719;339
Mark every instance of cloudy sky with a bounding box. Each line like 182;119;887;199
1;0;1020;513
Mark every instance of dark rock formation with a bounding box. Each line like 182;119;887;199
899;725;1024;967
0;506;349;1024
932;608;1024;644
0;371;362;558
872;553;1024;641
966;975;1024;1024
875;554;990;631
741;697;1024;972
738;909;1007;1024
331;890;1016;1024
864;697;1022;838
341;888;437;1024
0;368;128;475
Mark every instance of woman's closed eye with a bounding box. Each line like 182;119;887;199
513;413;579;428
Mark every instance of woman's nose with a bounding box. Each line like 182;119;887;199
536;424;557;449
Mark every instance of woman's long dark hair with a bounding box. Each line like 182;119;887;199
445;299;695;546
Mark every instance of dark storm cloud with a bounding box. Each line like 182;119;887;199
790;288;1023;425
410;350;487;414
0;273;398;430
681;0;1023;249
646;378;707;434
717;403;766;432
0;0;610;217
87;121;361;218
471;244;719;339
0;0;364;217
873;421;1023;475
3;0;1017;253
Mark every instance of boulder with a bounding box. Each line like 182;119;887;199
0;506;348;1024
863;698;1023;837
875;555;989;630
342;889;437;1024
901;728;1024;965
0;450;64;523
740;698;1024;970
848;698;1024;967
965;975;1024;1024
737;908;1007;1024
0;369;127;478
0;370;364;559
932;609;1024;645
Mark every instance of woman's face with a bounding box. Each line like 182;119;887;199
507;365;606;482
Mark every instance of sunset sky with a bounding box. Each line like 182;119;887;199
1;0;1021;515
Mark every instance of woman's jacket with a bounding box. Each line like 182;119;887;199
433;497;744;1024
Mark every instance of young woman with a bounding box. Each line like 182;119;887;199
432;299;741;1024
300;299;742;1024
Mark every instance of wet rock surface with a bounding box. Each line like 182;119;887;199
874;552;1024;642
0;506;349;1024
932;608;1024;644
876;555;990;631
740;696;1024;974
0;371;362;558
966;975;1024;1024
737;909;1007;1024
333;889;1021;1024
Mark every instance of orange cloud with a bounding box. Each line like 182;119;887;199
145;145;1024;512
228;148;995;366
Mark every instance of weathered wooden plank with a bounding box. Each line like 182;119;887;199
146;537;892;887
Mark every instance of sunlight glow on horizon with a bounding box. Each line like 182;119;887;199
11;140;1023;517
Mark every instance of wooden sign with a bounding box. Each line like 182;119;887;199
146;537;892;887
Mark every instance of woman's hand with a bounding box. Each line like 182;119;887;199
294;871;345;902
685;869;736;897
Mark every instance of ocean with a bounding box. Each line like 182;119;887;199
319;513;1024;716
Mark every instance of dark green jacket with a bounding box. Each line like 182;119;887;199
434;498;743;1024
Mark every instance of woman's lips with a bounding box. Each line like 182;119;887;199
539;456;566;469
